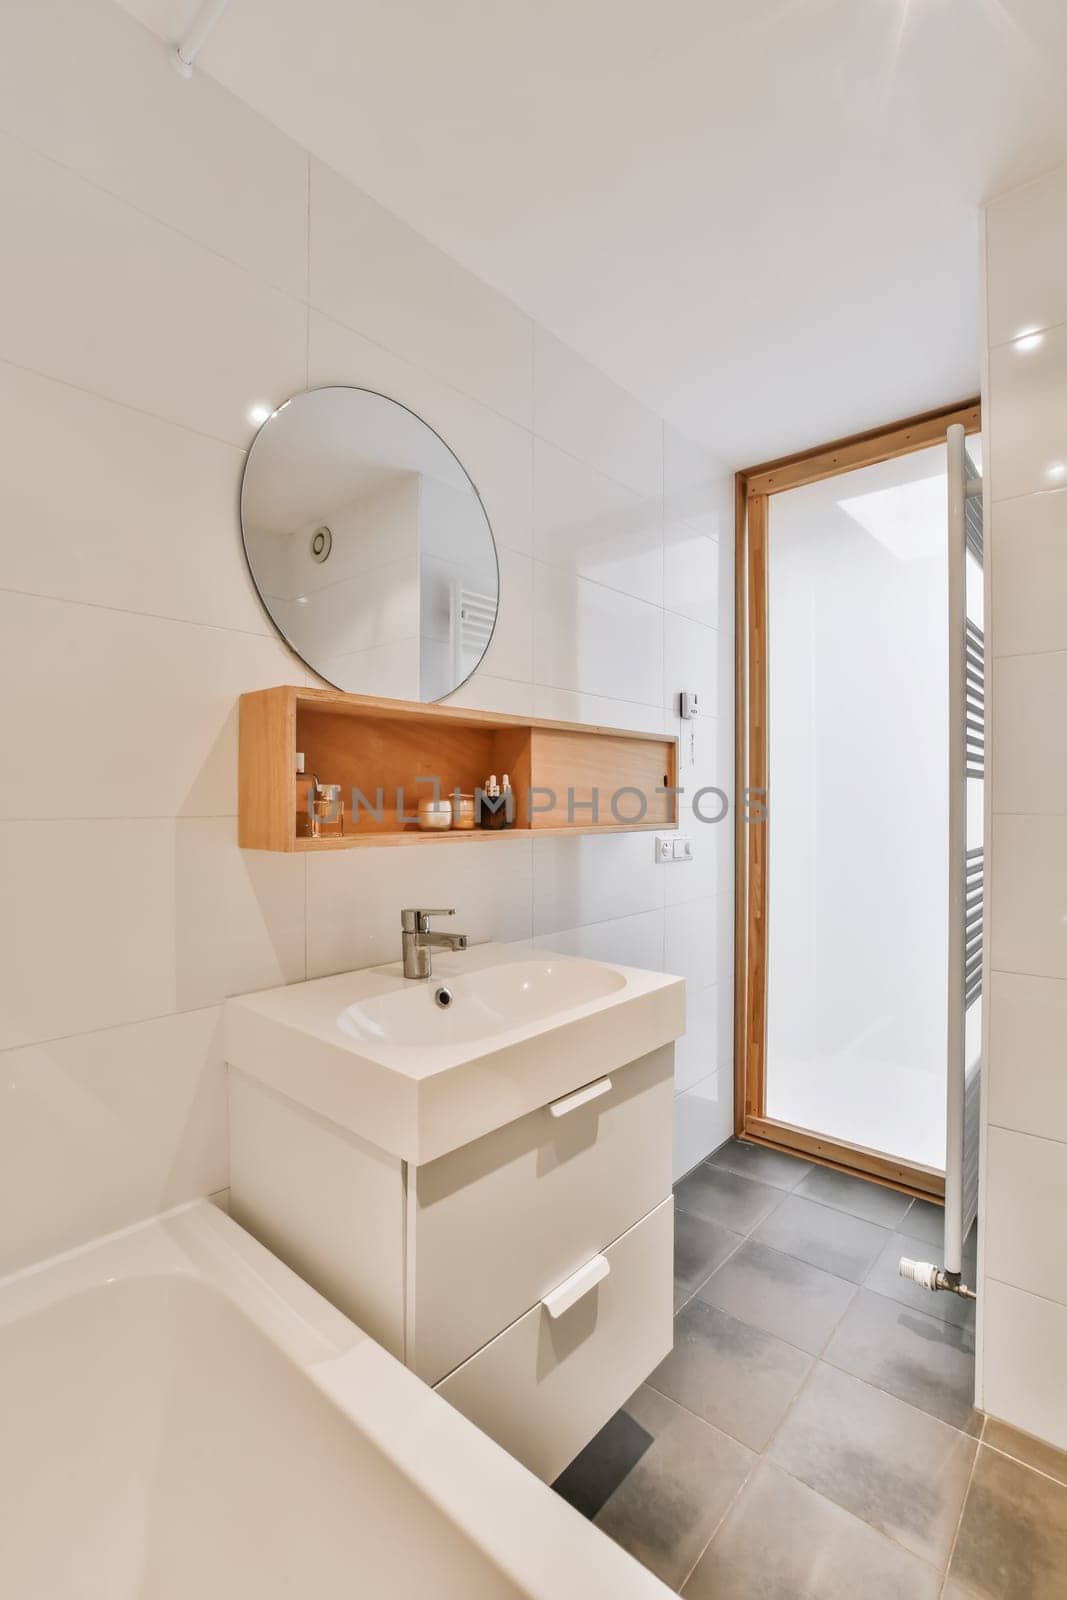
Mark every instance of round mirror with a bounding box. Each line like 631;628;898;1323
240;386;499;701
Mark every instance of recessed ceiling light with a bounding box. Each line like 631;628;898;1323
1013;331;1044;353
248;403;272;425
294;595;310;605
1047;463;1066;480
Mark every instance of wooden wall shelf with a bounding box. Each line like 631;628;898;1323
239;687;678;852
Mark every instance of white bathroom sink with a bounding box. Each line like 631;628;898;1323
339;957;627;1047
225;943;683;1163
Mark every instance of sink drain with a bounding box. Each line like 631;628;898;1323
434;985;454;1009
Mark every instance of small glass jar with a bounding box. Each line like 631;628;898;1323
451;793;477;830
417;797;453;832
311;783;344;838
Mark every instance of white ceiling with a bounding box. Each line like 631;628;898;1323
117;0;1067;465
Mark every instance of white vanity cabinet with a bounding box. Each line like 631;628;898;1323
225;947;682;1483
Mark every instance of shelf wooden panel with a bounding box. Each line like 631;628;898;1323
239;687;678;852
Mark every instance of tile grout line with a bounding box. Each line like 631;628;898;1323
938;1423;983;1596
0;582;281;641
980;1437;1067;1492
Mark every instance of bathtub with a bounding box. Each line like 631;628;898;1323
0;1200;669;1600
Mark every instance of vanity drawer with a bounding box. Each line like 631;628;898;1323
409;1044;673;1384
435;1197;674;1483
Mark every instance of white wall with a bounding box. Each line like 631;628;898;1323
0;0;734;1274
980;162;1067;1449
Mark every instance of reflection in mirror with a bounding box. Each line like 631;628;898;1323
240;387;499;701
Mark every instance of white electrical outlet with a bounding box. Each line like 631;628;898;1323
656;834;692;863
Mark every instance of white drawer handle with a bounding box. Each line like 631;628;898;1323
548;1076;613;1119
542;1255;611;1319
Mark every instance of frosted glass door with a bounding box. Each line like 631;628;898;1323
764;444;948;1171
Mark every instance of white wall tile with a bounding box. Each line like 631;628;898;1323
982;166;1067;1452
990;815;1067;980
682;792;735;902
986;165;1067;351
985;1127;1067;1305
531;831;663;936
664;896;720;993
0;819;305;1050
533;438;662;603
664;612;723;722
0;591;301;819
0;0;309;299
310;160;532;427
992;652;1067;814
309;311;533;556
663;427;732;536
0;1008;227;1273
534;909;665;972
172;818;307;1009
983;1278;1067;1453
664;817;725;908
672;1072;732;1181
987;971;1067;1144
476;546;533;686
663;524;721;630
0;363;267;633
442;675;536;718
0;132;307;448
990;488;1067;658
533;563;663;705
0;820;182;1050
987;321;1067;503
531;687;666;735
533;329;662;500
673;983;722;1094
306;835;533;978
671;707;733;806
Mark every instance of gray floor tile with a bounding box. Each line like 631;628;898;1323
564;1385;754;1589
949;1444;1067;1600
900;1197;947;1245
683;1459;941;1599
902;1198;979;1259
649;1298;813;1451
752;1194;889;1283
983;1416;1067;1489
674;1163;784;1235
673;1209;743;1310
695;1238;857;1355
708;1138;813;1192
795;1165;914;1228
865;1230;977;1331
769;1363;977;1568
823;1288;979;1433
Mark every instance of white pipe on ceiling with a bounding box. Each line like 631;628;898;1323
171;0;234;78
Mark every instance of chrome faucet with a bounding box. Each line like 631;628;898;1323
400;908;469;980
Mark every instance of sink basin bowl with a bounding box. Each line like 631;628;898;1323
225;943;684;1163
338;958;627;1048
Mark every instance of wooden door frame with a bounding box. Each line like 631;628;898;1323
733;398;981;1201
